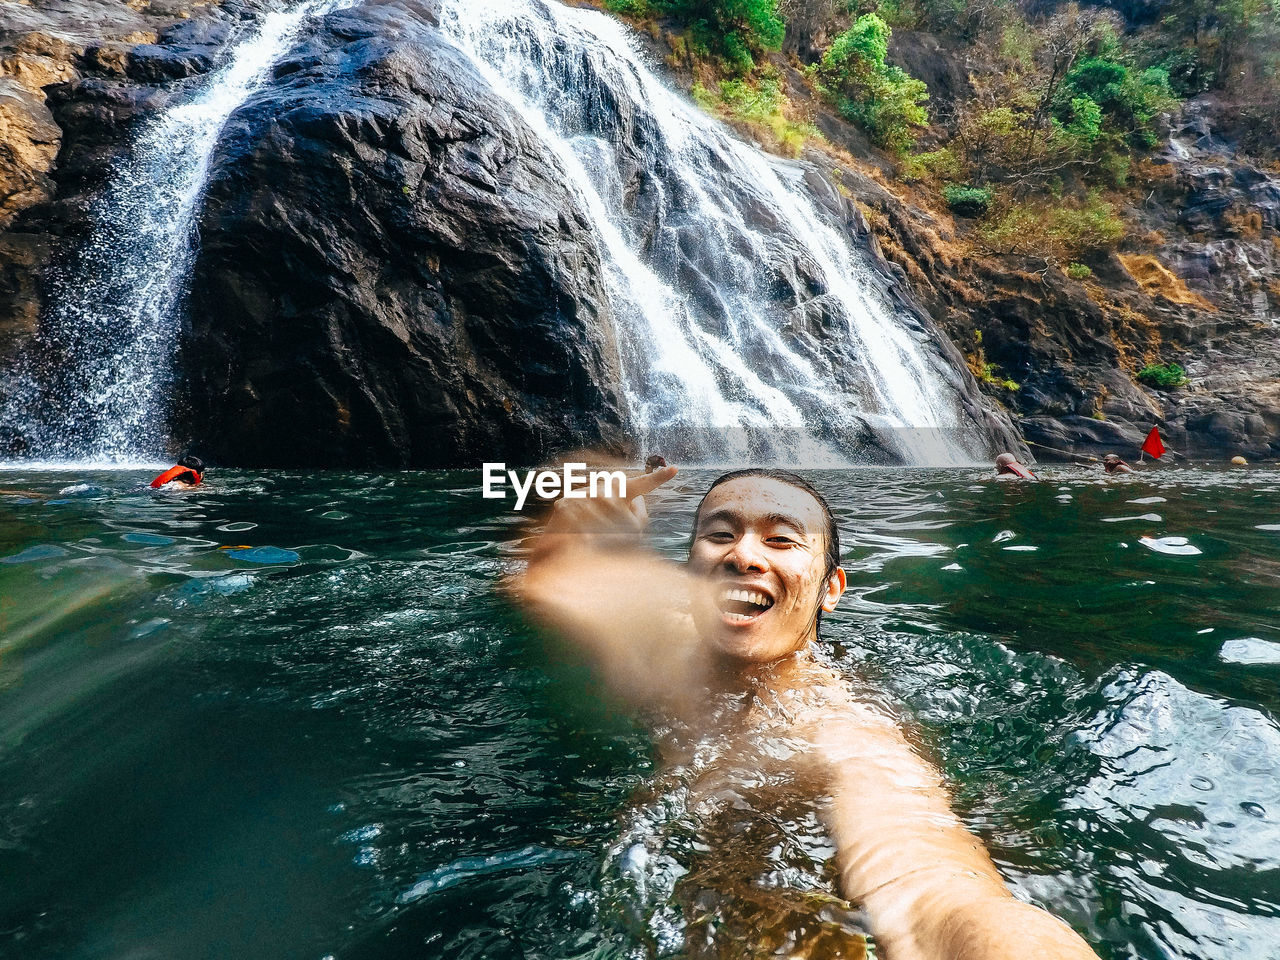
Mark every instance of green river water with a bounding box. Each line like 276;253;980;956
1;466;1278;959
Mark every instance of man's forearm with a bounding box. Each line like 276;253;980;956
517;545;705;708
817;709;1098;960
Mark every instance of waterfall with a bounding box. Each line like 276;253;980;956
440;0;987;466
4;0;994;467
1;0;355;465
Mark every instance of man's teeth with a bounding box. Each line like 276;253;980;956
721;586;768;624
724;588;771;607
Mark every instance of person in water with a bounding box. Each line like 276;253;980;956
994;452;1035;479
645;454;668;472
518;466;1098;960
150;456;205;489
1102;454;1134;475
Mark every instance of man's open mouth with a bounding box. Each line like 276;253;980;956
717;587;774;622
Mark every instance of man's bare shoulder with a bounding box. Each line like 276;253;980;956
754;657;906;759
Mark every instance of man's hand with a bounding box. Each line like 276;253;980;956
531;464;678;558
516;463;707;707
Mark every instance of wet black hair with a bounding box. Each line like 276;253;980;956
690;468;841;582
178;456;205;473
645;454;668;471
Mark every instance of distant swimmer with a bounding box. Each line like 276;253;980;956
1102;454;1134;475
518;466;1099;960
644;454;668;472
995;452;1036;479
150;456;205;489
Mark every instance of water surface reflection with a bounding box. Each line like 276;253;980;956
1;466;1278;959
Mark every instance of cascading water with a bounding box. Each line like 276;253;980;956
0;0;355;464
4;0;992;466
441;0;987;466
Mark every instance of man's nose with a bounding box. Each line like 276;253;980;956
723;535;768;572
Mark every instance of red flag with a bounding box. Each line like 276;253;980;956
1141;427;1165;459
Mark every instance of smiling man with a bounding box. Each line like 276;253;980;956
688;469;845;662
518;465;1098;960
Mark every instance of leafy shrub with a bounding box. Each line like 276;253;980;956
810;14;930;153
659;0;785;74
694;73;820;155
997;19;1036;70
1060;96;1103;144
604;0;652;15
870;0;922;29
718;32;751;73
1056;57;1177;144
975;360;1020;391
943;184;993;217
953;103;1089;190
1065;261;1093;279
977;190;1125;260
718;75;774;112
1142;0;1280;99
902;147;962;182
690;80;718;108
1050;192;1127;251
1137;362;1189;388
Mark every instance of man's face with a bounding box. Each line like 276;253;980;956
688;477;846;662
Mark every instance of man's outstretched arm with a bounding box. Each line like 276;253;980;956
808;698;1098;960
514;465;710;707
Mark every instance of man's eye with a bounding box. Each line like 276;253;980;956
704;531;734;542
767;536;797;546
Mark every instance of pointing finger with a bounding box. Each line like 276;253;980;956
625;465;678;499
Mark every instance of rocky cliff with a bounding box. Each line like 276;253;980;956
611;3;1280;463
0;0;243;364
840;85;1280;462
0;0;629;466
1;0;1275;464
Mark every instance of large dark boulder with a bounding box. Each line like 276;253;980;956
177;2;627;467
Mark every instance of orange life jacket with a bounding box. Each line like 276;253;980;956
150;465;203;488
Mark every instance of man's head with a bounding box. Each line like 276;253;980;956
1103;453;1124;473
995;453;1034;479
178;455;206;474
687;470;846;663
645;454;667;472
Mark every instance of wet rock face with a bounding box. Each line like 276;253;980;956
178;2;627;467
0;69;62;230
836;87;1280;463
0;0;248;369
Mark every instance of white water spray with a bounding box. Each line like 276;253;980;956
441;0;985;465
2;0;355;464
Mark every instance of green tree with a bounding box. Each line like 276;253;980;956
660;0;786;73
1062;95;1102;143
1152;0;1277;92
810;14;930;152
1058;56;1176;139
